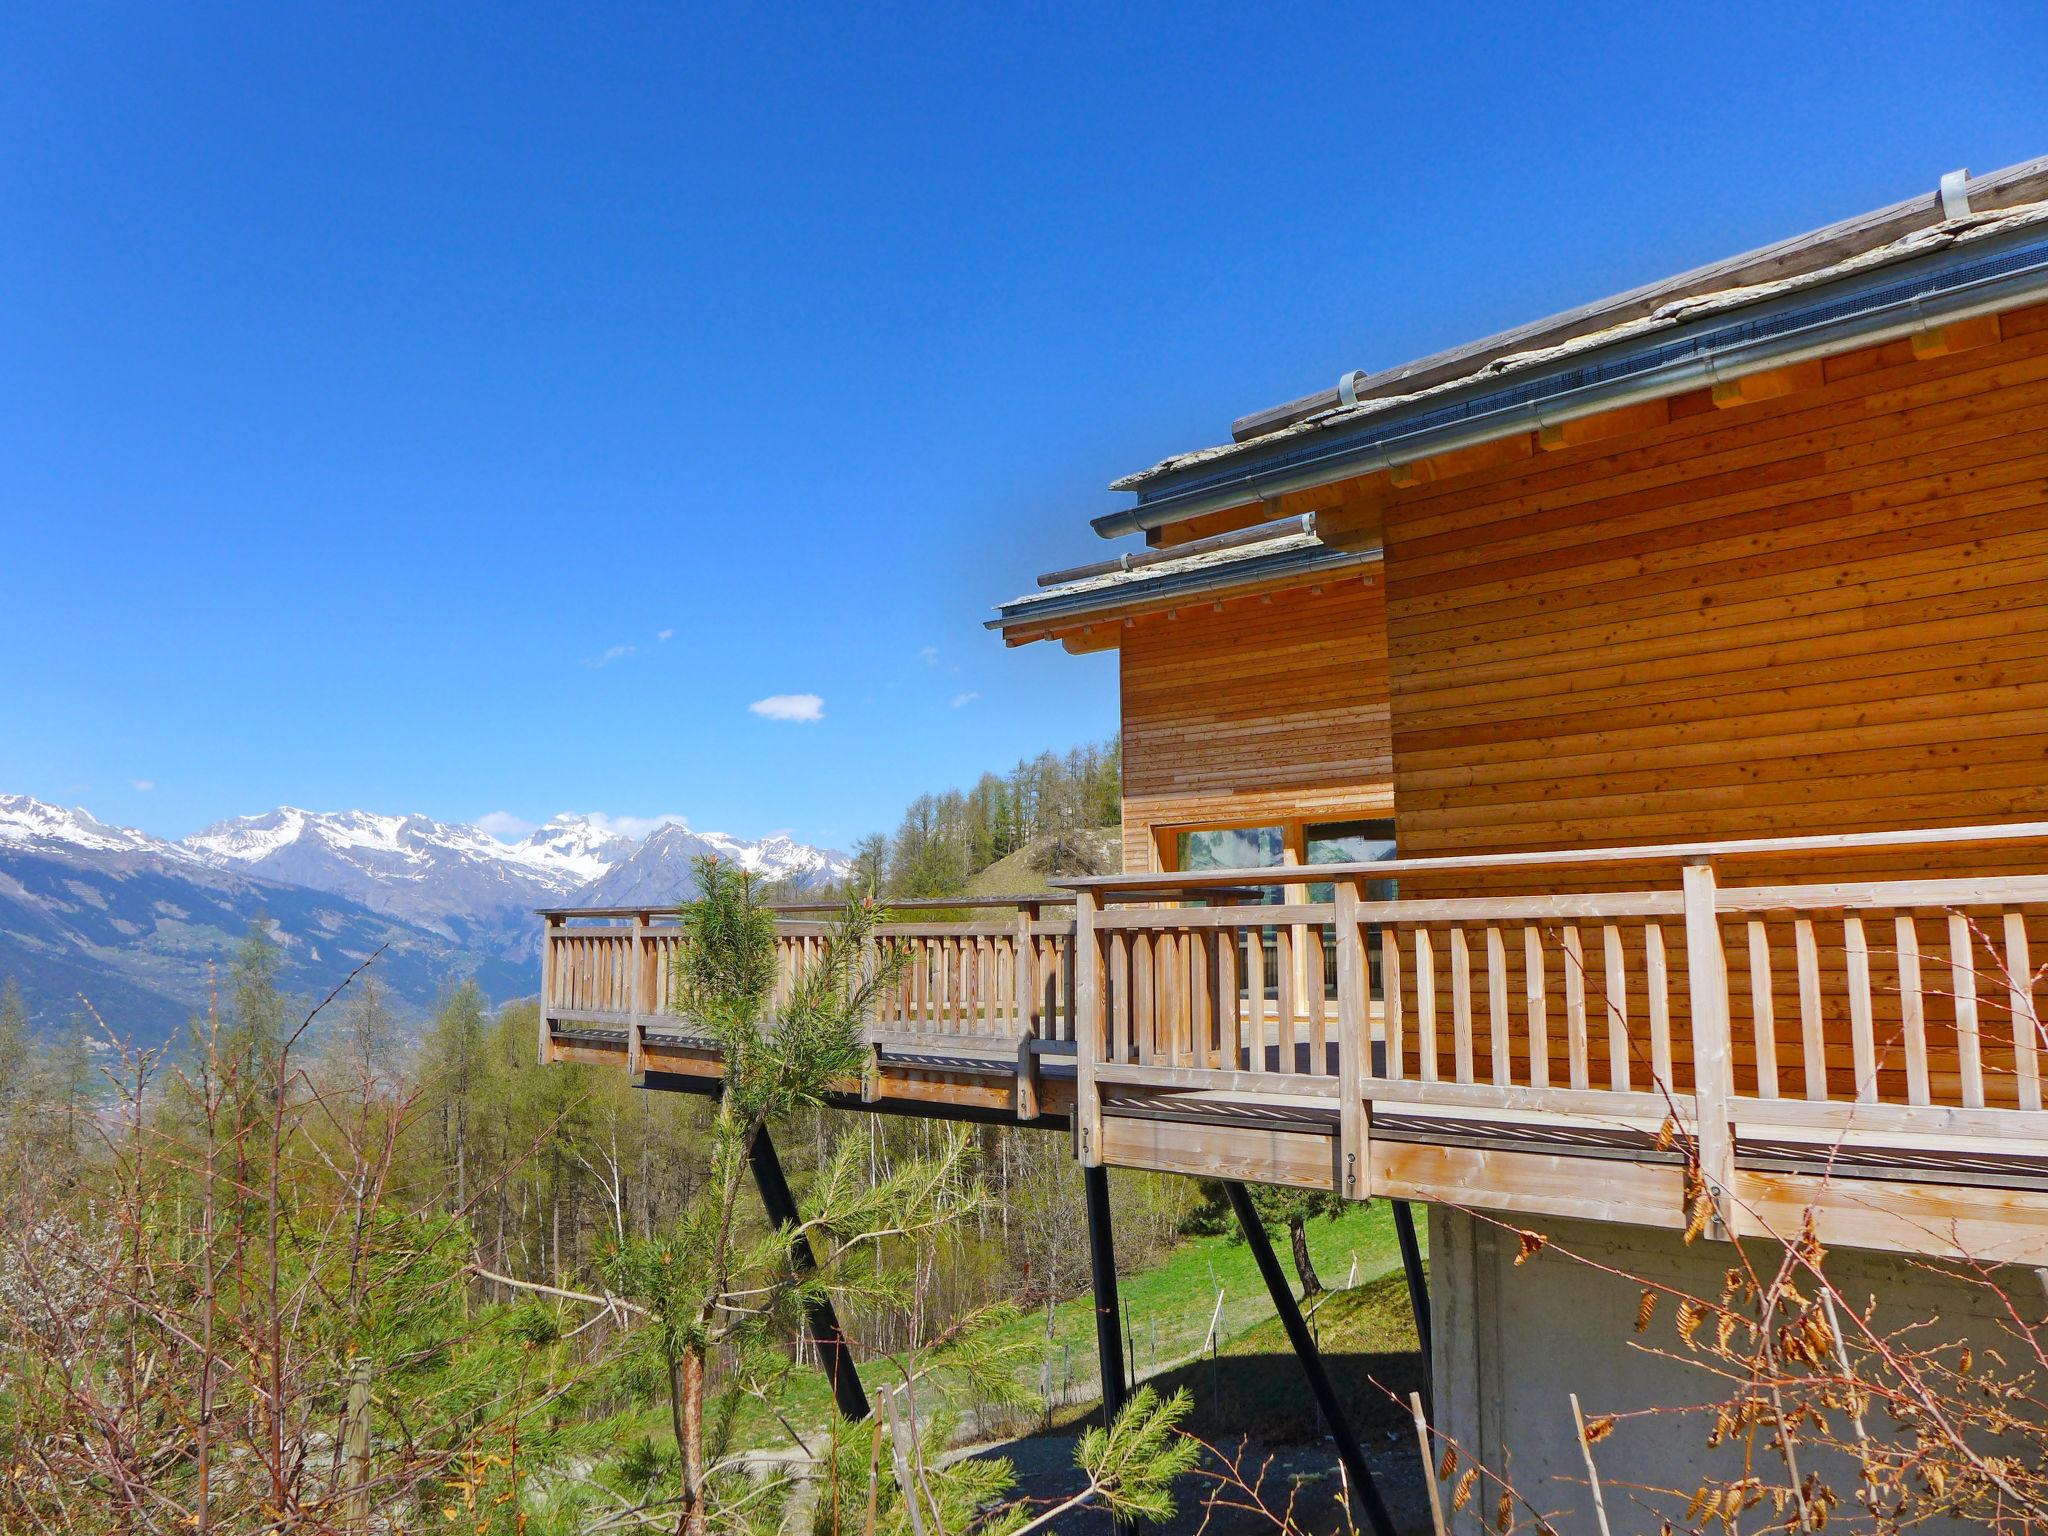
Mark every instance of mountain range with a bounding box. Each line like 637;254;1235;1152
0;795;849;1043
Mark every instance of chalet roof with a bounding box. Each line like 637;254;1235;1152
989;525;1375;635
1102;156;2048;536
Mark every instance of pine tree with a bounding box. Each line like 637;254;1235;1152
601;856;960;1536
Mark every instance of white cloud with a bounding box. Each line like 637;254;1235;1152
477;810;537;839
919;645;939;666
657;628;675;642
567;811;691;841
130;778;155;791
749;693;824;723
949;692;979;709
586;643;638;668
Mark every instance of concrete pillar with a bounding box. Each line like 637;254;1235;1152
1428;1207;2038;1535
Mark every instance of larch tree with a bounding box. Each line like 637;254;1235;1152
601;855;964;1536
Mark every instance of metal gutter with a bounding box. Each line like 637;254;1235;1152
1093;223;2048;540
988;538;1378;632
1228;156;2048;444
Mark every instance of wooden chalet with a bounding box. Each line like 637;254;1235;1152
543;155;2048;1278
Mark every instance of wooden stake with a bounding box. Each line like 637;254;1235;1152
1409;1391;1449;1536
1570;1393;1613;1536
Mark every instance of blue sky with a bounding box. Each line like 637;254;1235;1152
3;3;2043;852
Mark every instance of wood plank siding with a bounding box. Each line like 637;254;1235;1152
1118;577;1393;871
1375;301;2048;1102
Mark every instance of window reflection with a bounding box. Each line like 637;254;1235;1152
1167;820;1399;1005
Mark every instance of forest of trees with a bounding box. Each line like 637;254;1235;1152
0;861;1210;1534
845;738;1123;901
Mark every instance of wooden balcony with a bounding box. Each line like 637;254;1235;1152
539;823;2048;1265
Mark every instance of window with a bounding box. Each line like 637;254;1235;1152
1166;819;1399;1003
1175;825;1285;892
1305;819;1398;903
1306;818;1397;999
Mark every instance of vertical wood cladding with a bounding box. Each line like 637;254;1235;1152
1118;578;1394;872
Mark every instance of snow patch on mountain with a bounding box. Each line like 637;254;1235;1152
0;795;198;862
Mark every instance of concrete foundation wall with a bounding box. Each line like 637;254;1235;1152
1427;1206;2040;1534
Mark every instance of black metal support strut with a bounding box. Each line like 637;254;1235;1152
1392;1199;1433;1415
1223;1181;1397;1536
1083;1164;1129;1430
747;1125;871;1422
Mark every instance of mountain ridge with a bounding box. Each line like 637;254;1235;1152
0;794;851;1042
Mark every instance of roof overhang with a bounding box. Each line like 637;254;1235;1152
990;534;1380;650
1097;204;2048;544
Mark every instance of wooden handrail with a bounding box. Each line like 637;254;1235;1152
1053;820;2048;897
537;893;1074;921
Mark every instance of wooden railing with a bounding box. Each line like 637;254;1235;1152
540;897;1076;1050
540;826;2048;1240
1066;824;2048;1203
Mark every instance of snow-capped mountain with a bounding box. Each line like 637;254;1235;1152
185;808;618;954
0;796;532;1044
0;793;851;1041
184;808;844;938
511;815;639;888
0;793;199;862
578;822;851;908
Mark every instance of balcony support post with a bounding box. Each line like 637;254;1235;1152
1392;1199;1432;1416
747;1123;870;1422
1083;1164;1127;1431
1681;859;1738;1237
1223;1181;1397;1536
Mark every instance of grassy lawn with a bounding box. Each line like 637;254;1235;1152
684;1200;1424;1452
992;1200;1414;1406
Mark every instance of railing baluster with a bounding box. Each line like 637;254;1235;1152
2006;912;2040;1111
1414;928;1438;1083
1561;924;1588;1091
1245;925;1266;1073
1795;918;1827;1100
1383;925;1405;1081
1645;922;1673;1089
1219;916;1241;1070
1110;932;1130;1061
1950;913;1985;1110
1486;925;1510;1087
1523;925;1547;1089
1745;919;1777;1099
1276;924;1297;1073
1133;931;1155;1065
1450;927;1474;1084
1896;914;1929;1106
1602;922;1630;1093
1845;914;1877;1104
1307;923;1329;1074
1176;929;1194;1066
1195;929;1216;1069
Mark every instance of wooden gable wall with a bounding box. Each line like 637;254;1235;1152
1118;576;1393;871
